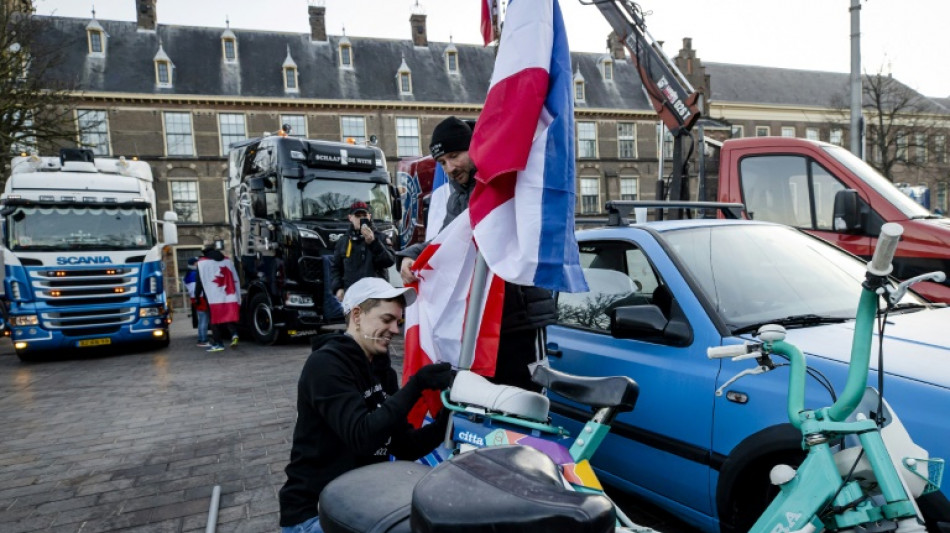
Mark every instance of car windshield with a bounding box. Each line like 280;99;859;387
822;145;934;219
662;224;927;331
288;179;392;222
6;205;154;252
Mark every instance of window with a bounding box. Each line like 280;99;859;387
620;177;638;201
755;126;770;137
896;131;908;161
805;128;820;141
395;117;420;157
657;125;673;159
280;114;307;138
574;79;585;102
218;113;246;155
89;31;103;54
577;122;597;159
601;58;613;81
937;182;948;213
739;155;846;230
781;127;796;137
618;123;637;159
935;134;946;164
830;129;843;146
580;177;600;214
174;247;204;290
223;39;236;61
284;67;298;91
77;110;110;156
399;72;412;94
341;116;366;144
170;181;200;223
156;61;171;86
340;43;353;68
914;133;927;164
731;125;744;138
556;240;661;333
446;50;458;73
164;112;194;156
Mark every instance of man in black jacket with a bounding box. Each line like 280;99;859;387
397;117;557;392
330;201;395;303
278;277;453;533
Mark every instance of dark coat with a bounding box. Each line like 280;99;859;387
329;227;395;293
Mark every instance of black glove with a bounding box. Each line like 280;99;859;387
411;362;455;391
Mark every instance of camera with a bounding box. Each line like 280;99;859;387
360;218;371;229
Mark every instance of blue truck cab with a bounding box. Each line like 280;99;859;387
1;149;179;361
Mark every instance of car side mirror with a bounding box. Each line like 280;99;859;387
833;189;862;232
610;305;668;339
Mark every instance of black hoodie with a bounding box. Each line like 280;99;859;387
278;333;446;527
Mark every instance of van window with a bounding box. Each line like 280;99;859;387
740;155;846;230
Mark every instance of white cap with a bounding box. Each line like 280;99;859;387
342;277;417;314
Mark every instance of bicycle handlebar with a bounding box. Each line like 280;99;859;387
707;343;758;359
867;223;903;277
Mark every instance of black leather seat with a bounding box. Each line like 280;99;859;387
320;461;430;533
411;446;615;533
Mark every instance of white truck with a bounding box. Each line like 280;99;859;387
1;149;179;361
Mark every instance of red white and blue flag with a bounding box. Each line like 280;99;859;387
197;258;241;324
424;163;451;241
469;0;588;293
480;0;497;45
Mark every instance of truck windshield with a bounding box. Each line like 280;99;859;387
6;206;155;252
822;146;935;219
291;180;392;222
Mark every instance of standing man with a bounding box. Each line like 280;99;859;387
183;256;211;347
397;117;558;392
330;201;395;303
278;277;454;533
195;246;241;352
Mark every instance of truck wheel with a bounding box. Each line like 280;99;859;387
156;330;171;348
249;293;278;345
15;348;37;363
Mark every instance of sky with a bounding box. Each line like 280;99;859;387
33;0;950;98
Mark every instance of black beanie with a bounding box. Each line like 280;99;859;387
429;116;472;160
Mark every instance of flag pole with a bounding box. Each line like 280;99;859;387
457;250;489;371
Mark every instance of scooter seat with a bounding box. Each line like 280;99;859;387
319;461;430;533
411;445;615;533
449;370;550;422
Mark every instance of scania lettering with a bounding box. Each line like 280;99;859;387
1;149;179;362
227;136;399;345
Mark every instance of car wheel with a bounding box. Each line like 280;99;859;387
720;449;805;533
250;293;278;345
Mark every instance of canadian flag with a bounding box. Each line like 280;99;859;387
197;258;241;324
402;210;505;425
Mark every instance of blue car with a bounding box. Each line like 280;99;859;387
546;217;950;533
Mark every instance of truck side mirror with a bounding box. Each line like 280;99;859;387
161;211;179;245
833;189;862;232
390;185;403;222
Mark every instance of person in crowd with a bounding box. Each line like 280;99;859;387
397;116;557;392
330;201;395;303
278;277;454;533
183;256;211;347
195;246;241;352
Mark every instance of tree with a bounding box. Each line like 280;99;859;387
0;4;84;176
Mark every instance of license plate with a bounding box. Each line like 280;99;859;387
78;338;111;347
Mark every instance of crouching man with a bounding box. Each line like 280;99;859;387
278;277;454;533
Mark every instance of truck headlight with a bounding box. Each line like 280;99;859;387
139;306;164;318
11;315;38;326
285;293;314;307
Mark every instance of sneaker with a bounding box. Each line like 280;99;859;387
230;335;239;347
206;345;225;352
196;341;211;348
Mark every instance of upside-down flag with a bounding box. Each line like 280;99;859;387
469;0;588;293
424;163;450;241
403;211;505;425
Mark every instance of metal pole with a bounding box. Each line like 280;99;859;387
698;124;706;202
656;122;666;220
457;252;488;371
205;485;221;533
849;0;862;156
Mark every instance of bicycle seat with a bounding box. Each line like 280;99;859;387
412;445;615;533
449;371;550;422
531;364;639;412
320;460;430;533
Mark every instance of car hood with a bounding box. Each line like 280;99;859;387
748;307;950;389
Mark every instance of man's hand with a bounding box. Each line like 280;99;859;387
360;224;375;243
400;257;418;285
411;362;455;391
335;289;344;302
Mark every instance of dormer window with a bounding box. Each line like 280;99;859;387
86;15;106;56
221;21;237;63
397;56;412;95
573;71;586;102
339;36;353;69
153;42;174;88
599;57;613;81
283;46;299;93
445;41;459;75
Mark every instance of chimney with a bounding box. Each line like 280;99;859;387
410;12;427;46
136;0;157;31
607;31;625;61
308;3;327;42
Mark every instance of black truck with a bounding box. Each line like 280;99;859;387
227;136;398;344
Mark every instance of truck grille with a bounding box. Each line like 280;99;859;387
30;267;139;329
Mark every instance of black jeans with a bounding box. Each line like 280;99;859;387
211;322;238;345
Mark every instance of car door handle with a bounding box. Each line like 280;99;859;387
546;343;562;358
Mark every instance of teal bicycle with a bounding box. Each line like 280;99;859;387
708;222;947;533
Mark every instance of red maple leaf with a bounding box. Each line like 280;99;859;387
213;266;236;295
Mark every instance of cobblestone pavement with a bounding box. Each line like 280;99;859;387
0;317;696;533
